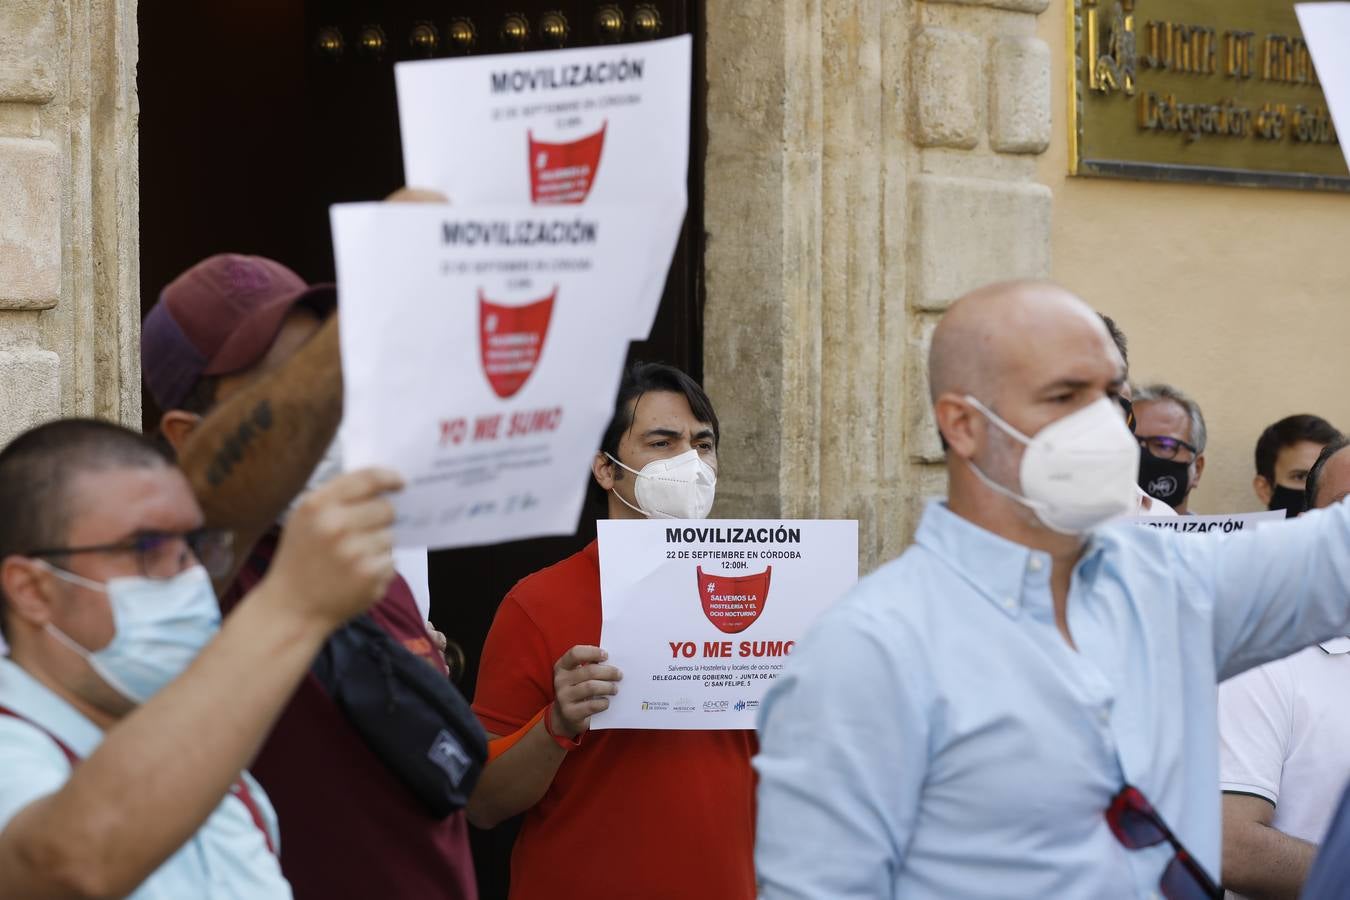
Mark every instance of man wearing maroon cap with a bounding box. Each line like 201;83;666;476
142;245;477;899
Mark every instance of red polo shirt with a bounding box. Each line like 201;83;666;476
473;541;757;900
223;532;476;900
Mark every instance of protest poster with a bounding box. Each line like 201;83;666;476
1128;509;1286;535
594;519;859;730
397;35;689;206
396;36;691;338
1297;3;1350;169
332;201;668;550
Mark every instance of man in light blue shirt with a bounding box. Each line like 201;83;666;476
0;418;403;897
755;281;1350;899
0;656;286;898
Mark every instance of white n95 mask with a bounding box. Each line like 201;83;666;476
965;395;1140;535
43;564;221;704
606;448;717;520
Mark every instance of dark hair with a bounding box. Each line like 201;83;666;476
1305;436;1350;511
588;362;719;511
151;375;219;459
1099;313;1128;371
0;419;170;636
175;375;220;417
1254;414;1342;482
1135;383;1208;453
599;362;720;460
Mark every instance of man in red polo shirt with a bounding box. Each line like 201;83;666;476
469;362;756;899
140;246;476;898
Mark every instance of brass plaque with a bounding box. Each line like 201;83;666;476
1069;0;1350;191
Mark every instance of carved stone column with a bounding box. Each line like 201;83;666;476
704;0;1053;571
0;0;140;445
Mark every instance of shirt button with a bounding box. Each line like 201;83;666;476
1002;597;1016;610
1098;708;1110;725
1028;557;1044;573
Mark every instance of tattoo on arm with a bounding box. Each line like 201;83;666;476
205;400;274;487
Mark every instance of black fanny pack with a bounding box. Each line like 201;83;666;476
311;614;487;819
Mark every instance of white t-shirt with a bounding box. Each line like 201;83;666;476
1219;638;1350;844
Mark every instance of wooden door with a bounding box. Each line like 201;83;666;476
139;3;702;897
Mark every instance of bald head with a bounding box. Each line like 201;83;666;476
929;281;1116;404
930;281;1132;548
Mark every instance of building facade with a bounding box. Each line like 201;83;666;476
1;0;1348;575
0;0;139;447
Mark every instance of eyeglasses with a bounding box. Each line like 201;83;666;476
1115;395;1136;434
1106;785;1222;900
1137;435;1198;462
26;529;234;579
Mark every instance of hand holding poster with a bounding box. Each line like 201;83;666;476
595;520;859;730
332;201;674;550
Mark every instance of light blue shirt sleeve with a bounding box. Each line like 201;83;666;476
1171;499;1350;680
0;717;72;831
754;597;931;900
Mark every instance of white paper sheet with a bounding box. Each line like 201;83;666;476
395;36;690;338
1128;509;1286;534
332;201;675;550
393;546;431;619
594;519;859;730
1297;3;1350;168
397;36;689;206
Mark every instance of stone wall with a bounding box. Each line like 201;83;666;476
704;0;1053;572
0;0;139;446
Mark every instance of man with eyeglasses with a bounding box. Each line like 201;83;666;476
756;281;1350;900
0;417;401;897
1134;382;1208;515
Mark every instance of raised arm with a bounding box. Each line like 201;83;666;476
0;469;401;899
1191;501;1350;680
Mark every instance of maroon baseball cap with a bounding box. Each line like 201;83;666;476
141;254;335;411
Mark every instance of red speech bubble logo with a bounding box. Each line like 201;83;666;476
528;122;607;204
696;565;772;635
479;288;556;399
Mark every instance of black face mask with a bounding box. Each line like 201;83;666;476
1138;452;1191;510
1268;484;1306;519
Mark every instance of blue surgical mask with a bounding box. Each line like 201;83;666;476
42;564;220;704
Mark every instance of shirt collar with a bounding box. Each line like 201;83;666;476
0;657;105;757
1320;637;1350;655
913;500;1110;618
914;501;1042;617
